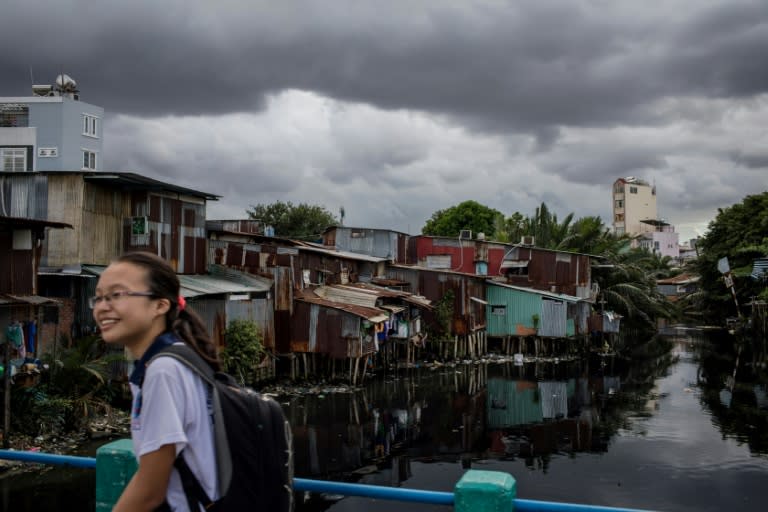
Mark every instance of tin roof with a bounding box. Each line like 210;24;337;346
79;171;220;200
295;290;389;322
0;215;73;230
294;241;388;263
81;265;270;298
486;280;582;302
0;294;60;306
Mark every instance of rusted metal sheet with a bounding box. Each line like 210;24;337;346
410;236;594;298
385;265;484;336
226;298;275;349
187;297;227;347
226;243;243;267
274;266;294;311
290;301;311;349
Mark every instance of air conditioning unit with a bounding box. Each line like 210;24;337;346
459;229;472;239
476;232;485;240
520;235;535;246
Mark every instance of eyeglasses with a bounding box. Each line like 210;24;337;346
88;291;156;308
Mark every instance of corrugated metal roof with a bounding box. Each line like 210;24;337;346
315;283;431;309
295;291;389;322
0;214;73;229
486;280;582;302
295;241;388;263
0;294;60;306
82;265;270;298
81;172;220;200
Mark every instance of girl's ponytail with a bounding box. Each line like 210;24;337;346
115;252;221;371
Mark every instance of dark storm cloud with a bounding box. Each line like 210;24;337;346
540;146;669;185
730;150;768;169
2;0;766;133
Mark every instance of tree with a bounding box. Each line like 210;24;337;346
221;319;264;386
693;192;768;322
421;200;502;238
247;201;338;240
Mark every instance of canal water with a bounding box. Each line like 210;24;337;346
3;328;767;511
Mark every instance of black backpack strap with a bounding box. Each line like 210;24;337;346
175;453;215;511
148;344;233;505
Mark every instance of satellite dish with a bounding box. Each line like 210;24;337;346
55;74;77;91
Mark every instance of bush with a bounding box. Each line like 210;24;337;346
221;319;264;385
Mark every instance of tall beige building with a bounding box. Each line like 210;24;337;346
612;177;657;236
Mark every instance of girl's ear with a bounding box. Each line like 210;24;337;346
155;297;172;316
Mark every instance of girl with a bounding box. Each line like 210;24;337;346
92;252;219;511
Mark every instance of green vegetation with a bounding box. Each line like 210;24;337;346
691;191;768;324
221;319;265;386
422;200;502;238
247;200;338;240
10;335;123;437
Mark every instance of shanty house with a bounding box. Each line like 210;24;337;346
408;235;595;299
1;171;219;340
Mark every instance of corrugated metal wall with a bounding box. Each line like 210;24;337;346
486;379;543;428
0;173;49;219
539;299;566;337
486;285;540;336
226;298;275;349
187;297;227;347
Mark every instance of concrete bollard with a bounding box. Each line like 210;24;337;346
454;469;516;512
95;438;137;511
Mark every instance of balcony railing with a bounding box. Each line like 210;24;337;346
0;442;658;512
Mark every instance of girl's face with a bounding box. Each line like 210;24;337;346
92;261;169;353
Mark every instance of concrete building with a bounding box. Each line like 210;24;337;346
611;177;657;236
0;75;103;172
612;177;679;258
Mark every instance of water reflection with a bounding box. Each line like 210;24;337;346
290;331;768;511
692;329;768;455
5;329;768;511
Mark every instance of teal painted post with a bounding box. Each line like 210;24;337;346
454;469;516;512
95;439;137;511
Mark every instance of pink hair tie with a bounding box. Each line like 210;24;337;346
178;295;187;311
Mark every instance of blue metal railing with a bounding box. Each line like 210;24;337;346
0;449;655;512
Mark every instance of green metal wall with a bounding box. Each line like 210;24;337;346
486;285;541;336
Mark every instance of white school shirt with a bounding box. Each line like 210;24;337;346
129;354;219;511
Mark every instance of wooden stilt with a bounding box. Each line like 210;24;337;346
353;357;360;386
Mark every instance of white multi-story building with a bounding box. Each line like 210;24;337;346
612;177;679;258
0;75;103;172
612;177;657;236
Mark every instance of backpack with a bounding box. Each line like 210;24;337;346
149;344;294;512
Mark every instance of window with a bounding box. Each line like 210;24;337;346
615;199;623;208
0;104;29;127
629;186;638;194
82;150;97;169
491;305;507;316
1;147;27;172
83;114;99;137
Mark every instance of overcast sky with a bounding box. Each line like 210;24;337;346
2;0;766;241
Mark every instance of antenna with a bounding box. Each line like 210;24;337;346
29;66;35;87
